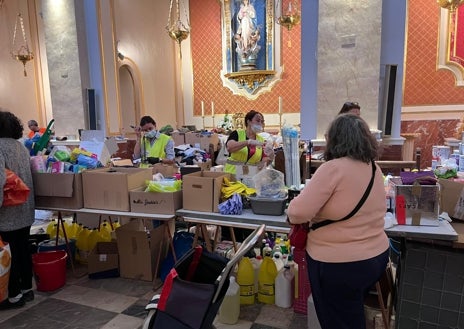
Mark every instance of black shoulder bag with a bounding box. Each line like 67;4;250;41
309;160;377;231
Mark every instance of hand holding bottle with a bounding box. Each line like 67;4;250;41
248;139;263;147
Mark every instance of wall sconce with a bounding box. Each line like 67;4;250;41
276;0;301;31
437;0;464;11
11;13;34;77
116;40;125;61
166;0;190;58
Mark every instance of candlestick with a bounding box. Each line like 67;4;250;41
201;101;205;117
211;101;215;117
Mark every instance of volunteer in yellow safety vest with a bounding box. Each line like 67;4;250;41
132;116;175;164
224;110;274;175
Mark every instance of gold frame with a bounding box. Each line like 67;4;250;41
220;0;283;99
438;7;464;86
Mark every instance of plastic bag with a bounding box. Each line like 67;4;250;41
0;236;11;302
252;167;286;198
145;179;182;192
288;222;309;250
3;169;30;206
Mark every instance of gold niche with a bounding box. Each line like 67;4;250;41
224;70;277;91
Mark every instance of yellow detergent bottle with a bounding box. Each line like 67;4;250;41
99;225;112;242
46;219;56;237
237;257;255;304
258;256;278;304
75;226;90;264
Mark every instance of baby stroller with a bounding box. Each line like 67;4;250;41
142;224;266;329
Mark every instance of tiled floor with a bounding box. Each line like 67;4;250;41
0;264;308;329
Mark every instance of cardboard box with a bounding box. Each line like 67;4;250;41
182;171;230;212
185;132;220;151
87;241;119;279
389;177;440;226
115;219;168;281
170;131;186;146
33;172;83;209
438;178;464;221
180;159;212;177
152;163;179;178
82;167;152;211
130;188;183;214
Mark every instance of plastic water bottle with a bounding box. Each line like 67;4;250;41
275;265;295;308
258;257;278;304
218;276;240;324
237;257;255;304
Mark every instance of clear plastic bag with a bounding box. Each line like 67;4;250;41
252;167;286;198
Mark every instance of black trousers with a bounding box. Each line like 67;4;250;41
306;248;389;329
0;226;33;298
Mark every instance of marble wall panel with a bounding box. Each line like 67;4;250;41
401;120;459;169
317;0;382;137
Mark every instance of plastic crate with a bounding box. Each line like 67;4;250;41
293;249;311;314
249;196;287;216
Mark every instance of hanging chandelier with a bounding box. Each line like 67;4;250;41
437;0;464;11
11;13;33;77
276;0;301;31
166;0;190;57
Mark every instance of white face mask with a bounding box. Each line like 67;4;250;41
145;130;157;139
251;124;263;133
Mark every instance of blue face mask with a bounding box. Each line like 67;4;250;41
145;130;157;139
251;124;263;133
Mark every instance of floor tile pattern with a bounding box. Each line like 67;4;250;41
0;265;306;329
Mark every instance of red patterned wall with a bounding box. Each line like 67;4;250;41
404;1;464;105
190;0;301;118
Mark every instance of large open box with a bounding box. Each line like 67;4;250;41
152;163;179;178
115;219;168;281
185;132;220;151
82;167;152;211
170;131;186;146
438;178;464;221
182;171;230;212
33;172;83;209
130;188;182;214
389;177;440;226
87;241;119;279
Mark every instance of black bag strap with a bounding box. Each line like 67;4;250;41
310;160;377;231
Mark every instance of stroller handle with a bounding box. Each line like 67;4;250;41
212;224;266;303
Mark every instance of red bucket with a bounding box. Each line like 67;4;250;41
32;250;67;292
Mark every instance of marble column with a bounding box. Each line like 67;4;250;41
40;0;88;137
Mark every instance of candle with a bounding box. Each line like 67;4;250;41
278;96;283;115
201;101;205;117
211;101;215;117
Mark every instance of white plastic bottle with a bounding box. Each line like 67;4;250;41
272;251;285;272
218;276;240;324
250;255;263;298
275;265;295;308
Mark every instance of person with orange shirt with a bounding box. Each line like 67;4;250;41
26;120;46;139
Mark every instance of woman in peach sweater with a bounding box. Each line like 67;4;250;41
287;114;389;328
